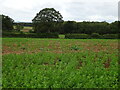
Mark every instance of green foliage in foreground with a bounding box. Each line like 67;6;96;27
3;52;118;88
2;38;118;88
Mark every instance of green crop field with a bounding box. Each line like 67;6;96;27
2;38;118;88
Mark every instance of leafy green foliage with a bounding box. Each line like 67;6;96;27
65;34;90;39
1;14;14;31
62;21;119;34
63;21;76;33
65;34;118;39
59;35;65;39
32;8;63;33
70;45;82;51
2;52;118;88
91;33;101;39
2;33;59;38
102;34;118;39
2;38;118;88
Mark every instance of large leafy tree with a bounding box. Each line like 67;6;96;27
1;14;14;31
32;8;63;33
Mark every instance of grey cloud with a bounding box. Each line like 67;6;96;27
63;2;118;22
0;0;118;22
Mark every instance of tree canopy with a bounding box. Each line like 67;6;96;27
1;14;14;31
32;8;63;33
62;21;119;34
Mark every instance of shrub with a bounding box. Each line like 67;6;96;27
102;34;118;39
35;33;59;38
2;32;59;38
91;33;101;39
16;24;23;31
29;30;35;33
20;31;24;34
65;34;90;39
59;35;65;39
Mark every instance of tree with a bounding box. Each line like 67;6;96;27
1;14;14;31
109;21;119;34
63;21;77;34
32;8;63;33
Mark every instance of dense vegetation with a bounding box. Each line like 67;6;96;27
62;21;119;35
32;8;63;33
2;38;118;88
2;32;59;38
65;33;118;39
1;14;14;31
1;8;119;38
13;21;119;35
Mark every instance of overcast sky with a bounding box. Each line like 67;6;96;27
0;0;119;22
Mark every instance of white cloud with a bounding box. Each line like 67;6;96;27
0;0;119;22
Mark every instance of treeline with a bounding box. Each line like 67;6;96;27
13;22;32;27
1;7;119;39
61;21;119;34
31;8;119;35
1;14;119;35
12;21;119;35
2;32;118;39
65;21;119;39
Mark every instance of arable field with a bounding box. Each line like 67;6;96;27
2;38;118;88
21;26;33;32
13;26;33;32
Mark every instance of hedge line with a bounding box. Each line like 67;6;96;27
2;32;119;39
65;34;90;39
65;33;119;39
2;33;59;38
